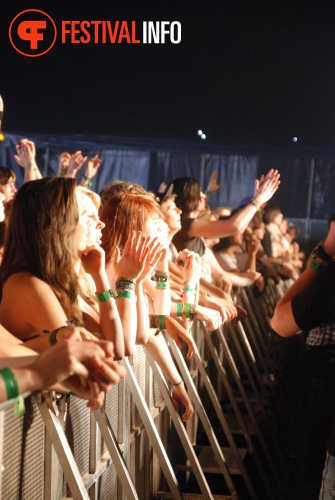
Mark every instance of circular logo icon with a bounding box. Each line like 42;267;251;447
9;9;57;57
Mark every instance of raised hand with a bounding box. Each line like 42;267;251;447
14;138;36;168
182;250;201;285
207;171;223;194
253;169;280;205
85;155;102;180
80;244;106;279
66;150;87;178
112;232;163;282
58;152;71;175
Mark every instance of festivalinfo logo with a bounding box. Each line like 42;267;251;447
9;9;182;57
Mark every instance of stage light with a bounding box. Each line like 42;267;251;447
201;133;206;140
292;137;298;142
197;130;203;136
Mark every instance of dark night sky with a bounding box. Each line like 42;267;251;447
1;0;335;147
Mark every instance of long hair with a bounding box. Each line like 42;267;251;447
99;180;148;209
166;177;201;216
100;192;162;264
0;177;82;323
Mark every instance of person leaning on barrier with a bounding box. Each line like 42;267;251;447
76;186;164;360
271;221;335;500
0;327;126;408
100;190;195;422
159;193;246;324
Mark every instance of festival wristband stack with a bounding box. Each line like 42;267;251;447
115;277;136;299
95;289;115;302
150;314;167;335
176;302;198;321
151;271;170;289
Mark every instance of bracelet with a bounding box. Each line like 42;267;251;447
25;164;35;170
83;175;92;187
115;283;136;292
157;315;166;331
151;271;170;282
116;290;135;299
250;197;262;210
48;325;68;346
115;277;136;288
0;368;19;400
204;188;212;197
155;281;169;290
171;380;183;387
176;302;183;317
188;303;198;321
151;314;167;335
57;172;65;177
246;278;252;287
310;259;325;272
95;289;115;302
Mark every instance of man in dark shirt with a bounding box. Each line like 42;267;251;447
271;221;335;499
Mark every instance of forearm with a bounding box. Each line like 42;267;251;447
245;251;257;273
144;332;183;385
153;257;171;315
92;272;124;357
0;366;42;402
134;282;150;347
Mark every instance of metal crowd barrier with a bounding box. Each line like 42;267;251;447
0;279;293;499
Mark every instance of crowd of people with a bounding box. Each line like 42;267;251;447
1;136;334;498
0;138;281;407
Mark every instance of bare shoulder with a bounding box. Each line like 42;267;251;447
4;272;53;295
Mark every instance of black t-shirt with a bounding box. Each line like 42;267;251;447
291;262;335;455
291;262;335;332
172;218;206;257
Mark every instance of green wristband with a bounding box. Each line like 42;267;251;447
157;315;166;331
155;281;169;289
183;286;194;293
116;290;135;299
0;368;19;400
310;259;325;272
83;175;92;187
95;289;115;302
184;302;191;318
176;302;183;317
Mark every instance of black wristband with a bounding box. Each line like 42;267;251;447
311;245;333;264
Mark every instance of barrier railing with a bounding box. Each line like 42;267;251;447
0;279;292;499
